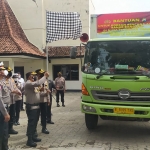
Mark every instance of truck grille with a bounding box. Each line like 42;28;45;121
91;90;150;102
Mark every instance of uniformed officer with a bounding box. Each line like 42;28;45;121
24;71;49;147
55;72;66;107
35;69;50;134
12;74;23;125
5;67;21;135
0;66;11;150
47;79;56;124
0;62;4;67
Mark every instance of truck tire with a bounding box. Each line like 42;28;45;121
85;114;98;130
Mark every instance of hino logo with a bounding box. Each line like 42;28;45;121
118;90;130;99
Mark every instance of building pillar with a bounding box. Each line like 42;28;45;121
8;58;14;74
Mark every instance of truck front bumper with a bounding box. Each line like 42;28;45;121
81;102;150;119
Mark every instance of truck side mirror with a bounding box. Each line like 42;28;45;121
70;47;77;59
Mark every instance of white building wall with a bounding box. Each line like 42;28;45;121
7;0;44;50
14;60;46;78
89;0;95;39
0;57;46;80
48;58;83;90
14;58;82;90
90;15;97;39
43;0;90;47
0;57;83;90
7;0;92;50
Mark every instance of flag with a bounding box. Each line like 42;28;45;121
46;11;82;43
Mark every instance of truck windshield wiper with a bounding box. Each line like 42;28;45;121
110;76;140;80
96;73;108;79
95;69;111;79
96;70;150;79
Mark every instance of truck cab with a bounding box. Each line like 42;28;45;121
79;37;150;129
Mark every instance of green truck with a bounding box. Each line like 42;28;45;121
71;37;150;130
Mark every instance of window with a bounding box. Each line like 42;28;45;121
53;64;79;81
84;40;150;75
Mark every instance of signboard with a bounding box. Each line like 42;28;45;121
97;12;150;38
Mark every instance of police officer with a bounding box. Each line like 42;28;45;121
5;67;21;135
55;72;66;107
12;74;22;125
24;71;49;147
35;69;50;134
0;66;11;150
47;79;56;124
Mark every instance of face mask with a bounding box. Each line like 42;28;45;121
4;70;8;76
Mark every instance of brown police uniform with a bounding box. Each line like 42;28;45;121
0;66;10;150
24;73;47;147
39;80;50;134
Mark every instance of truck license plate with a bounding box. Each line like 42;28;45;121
114;107;134;114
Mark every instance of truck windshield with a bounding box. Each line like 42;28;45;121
84;40;150;76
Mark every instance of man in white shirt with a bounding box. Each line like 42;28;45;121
17;72;25;110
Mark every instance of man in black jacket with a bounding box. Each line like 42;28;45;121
47;80;56;124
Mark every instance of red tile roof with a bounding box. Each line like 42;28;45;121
47;46;85;58
0;0;45;58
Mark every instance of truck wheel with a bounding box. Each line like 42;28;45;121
85;114;98;130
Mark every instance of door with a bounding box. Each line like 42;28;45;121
14;66;24;79
53;65;61;80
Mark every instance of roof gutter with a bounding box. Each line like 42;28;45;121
0;53;46;59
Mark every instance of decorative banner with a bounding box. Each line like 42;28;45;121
46;11;82;43
97;12;150;38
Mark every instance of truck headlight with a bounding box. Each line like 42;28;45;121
82;105;96;113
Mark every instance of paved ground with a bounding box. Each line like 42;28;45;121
8;92;150;150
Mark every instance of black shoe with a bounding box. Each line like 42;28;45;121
62;104;65;107
33;132;38;137
9;129;18;134
42;128;49;134
47;120;54;124
57;103;60;107
21;108;25;111
32;137;41;142
26;141;37;147
26;136;37;147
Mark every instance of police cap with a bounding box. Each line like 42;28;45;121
26;72;37;79
0;62;4;67
31;72;37;75
0;66;5;70
35;69;45;74
5;67;13;72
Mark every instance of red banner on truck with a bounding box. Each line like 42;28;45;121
97;12;150;37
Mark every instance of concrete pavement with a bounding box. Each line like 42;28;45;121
8;92;150;150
